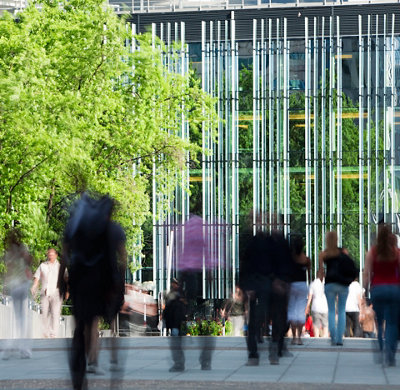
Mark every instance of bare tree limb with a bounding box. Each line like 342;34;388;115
7;155;49;212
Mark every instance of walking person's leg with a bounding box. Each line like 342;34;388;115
383;287;400;366
325;284;337;344
13;288;31;358
49;294;62;338
41;295;50;338
371;287;385;352
199;335;215;370
70;318;88;390
336;284;348;345
169;327;185;371
353;312;362;338
246;292;259;363
345;312;352;337
86;317;102;374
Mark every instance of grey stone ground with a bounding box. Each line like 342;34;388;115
0;337;399;389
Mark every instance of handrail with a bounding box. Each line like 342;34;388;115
2;0;399;13
107;0;400;14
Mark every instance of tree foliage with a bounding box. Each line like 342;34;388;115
0;0;216;268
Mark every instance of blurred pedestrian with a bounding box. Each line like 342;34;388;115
360;297;376;338
2;229;33;359
172;215;216;371
288;235;310;345
163;278;186;371
269;228;293;363
305;268;329;338
345;277;363;337
31;248;62;338
240;228;273;366
363;224;400;366
222;286;245;336
319;231;357;346
61;193;127;390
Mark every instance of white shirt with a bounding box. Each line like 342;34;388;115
309;278;328;314
346;281;362;312
34;260;60;296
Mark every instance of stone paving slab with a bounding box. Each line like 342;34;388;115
0;337;399;389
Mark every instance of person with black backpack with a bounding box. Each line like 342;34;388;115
59;193;127;390
319;231;357;347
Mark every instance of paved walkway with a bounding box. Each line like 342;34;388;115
0;337;399;389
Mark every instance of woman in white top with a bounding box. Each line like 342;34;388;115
305;268;329;338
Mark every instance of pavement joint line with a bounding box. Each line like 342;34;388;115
277;350;299;382
2;379;400;390
382;364;391;385
0;338;394;388
332;349;340;384
221;354;244;382
0;345;378;353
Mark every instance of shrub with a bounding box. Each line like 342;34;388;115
224;320;233;336
185;319;224;336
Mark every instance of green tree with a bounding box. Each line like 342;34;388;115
0;0;216;269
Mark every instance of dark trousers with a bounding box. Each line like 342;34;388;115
270;279;290;355
70;318;90;390
345;312;362;337
246;277;271;359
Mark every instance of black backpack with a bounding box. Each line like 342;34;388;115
326;252;358;286
65;193;113;267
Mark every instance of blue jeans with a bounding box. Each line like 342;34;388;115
325;283;348;344
371;284;400;363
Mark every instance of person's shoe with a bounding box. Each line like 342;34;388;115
336;341;343;346
269;342;279;365
87;364;105;375
245;357;259;366
269;355;279;365
20;350;32;359
279;350;294;358
201;362;212;370
109;361;122;372
387;359;396;367
384;352;396;367
169;364;184;372
2;350;12;360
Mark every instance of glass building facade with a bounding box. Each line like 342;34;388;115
131;3;400;298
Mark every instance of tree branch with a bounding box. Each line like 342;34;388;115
96;145;117;174
118;145;176;168
46;178;56;223
7;156;49;213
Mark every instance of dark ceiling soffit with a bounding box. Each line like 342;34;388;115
128;4;400;41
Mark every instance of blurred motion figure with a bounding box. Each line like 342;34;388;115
2;229;33;359
61;193;126;389
168;215;216;372
288;235;310;345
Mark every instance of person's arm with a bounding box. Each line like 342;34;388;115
117;241;127;273
363;250;373;290
58;251;69;301
357;292;363;321
318;251;325;277
31;276;39;296
305;292;313;315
